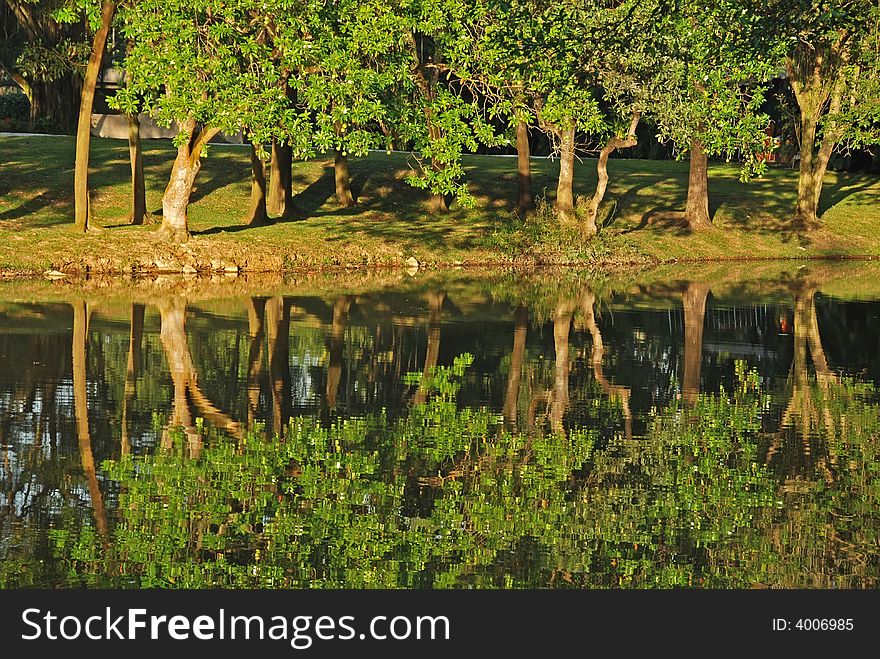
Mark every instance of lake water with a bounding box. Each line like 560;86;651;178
1;262;879;588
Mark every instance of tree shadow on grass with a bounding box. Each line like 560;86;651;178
817;173;879;216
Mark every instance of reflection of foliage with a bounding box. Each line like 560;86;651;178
47;359;828;590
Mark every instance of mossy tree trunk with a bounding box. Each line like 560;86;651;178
555;124;577;224
786;52;846;229
334;120;355;207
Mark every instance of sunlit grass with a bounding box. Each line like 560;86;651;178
0;134;878;274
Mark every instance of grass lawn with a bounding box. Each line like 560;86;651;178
0;133;878;275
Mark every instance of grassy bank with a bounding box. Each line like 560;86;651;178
1;134;879;275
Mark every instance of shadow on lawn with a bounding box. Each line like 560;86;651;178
3;136;878;242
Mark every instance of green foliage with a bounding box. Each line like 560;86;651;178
48;357;867;589
649;0;786;180
489;197;650;266
0;92;30;121
111;0;287;142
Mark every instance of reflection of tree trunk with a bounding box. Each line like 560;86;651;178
327;296;352;410
246;298;267;426
159;298;201;457
266;297;292;436
767;288;838;472
158;298;242;456
682;283;710;405
550;302;574;435
581;291;632;440
120;303;145;457
72;301;109;544
503;304;528;431
413;291;446;405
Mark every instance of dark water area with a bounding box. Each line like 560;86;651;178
1;264;879;588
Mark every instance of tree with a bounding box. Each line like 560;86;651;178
295;0;415;208
434;0;658;234
113;0;293;242
651;0;783;230
0;0;89;131
773;0;880;228
72;0;114;231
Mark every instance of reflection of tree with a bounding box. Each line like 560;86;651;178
502;304;528;432
72;301;109;545
412;291;446;406
766;286;837;475
246;298;267;427
157;298;242;457
682;282;710;405
120;304;145;457
326;296;353;410
579;291;633;440
265;297;291;437
549;301;575;435
52;359;790;589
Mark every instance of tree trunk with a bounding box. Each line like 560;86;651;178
267;140;295;219
685;138;712;230
786;55;846;229
586;112;640;236
159;121;219;243
556;125;576;222
516;120;534;212
793;109;838;229
127;113;148;225
503;304;528;431
74;0;116;231
327;296;352;409
682;282;710;405
245;143;268;226
334;149;355;207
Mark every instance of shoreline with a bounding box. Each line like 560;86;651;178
1;253;877;281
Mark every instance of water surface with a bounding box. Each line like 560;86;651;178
1;263;879;588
